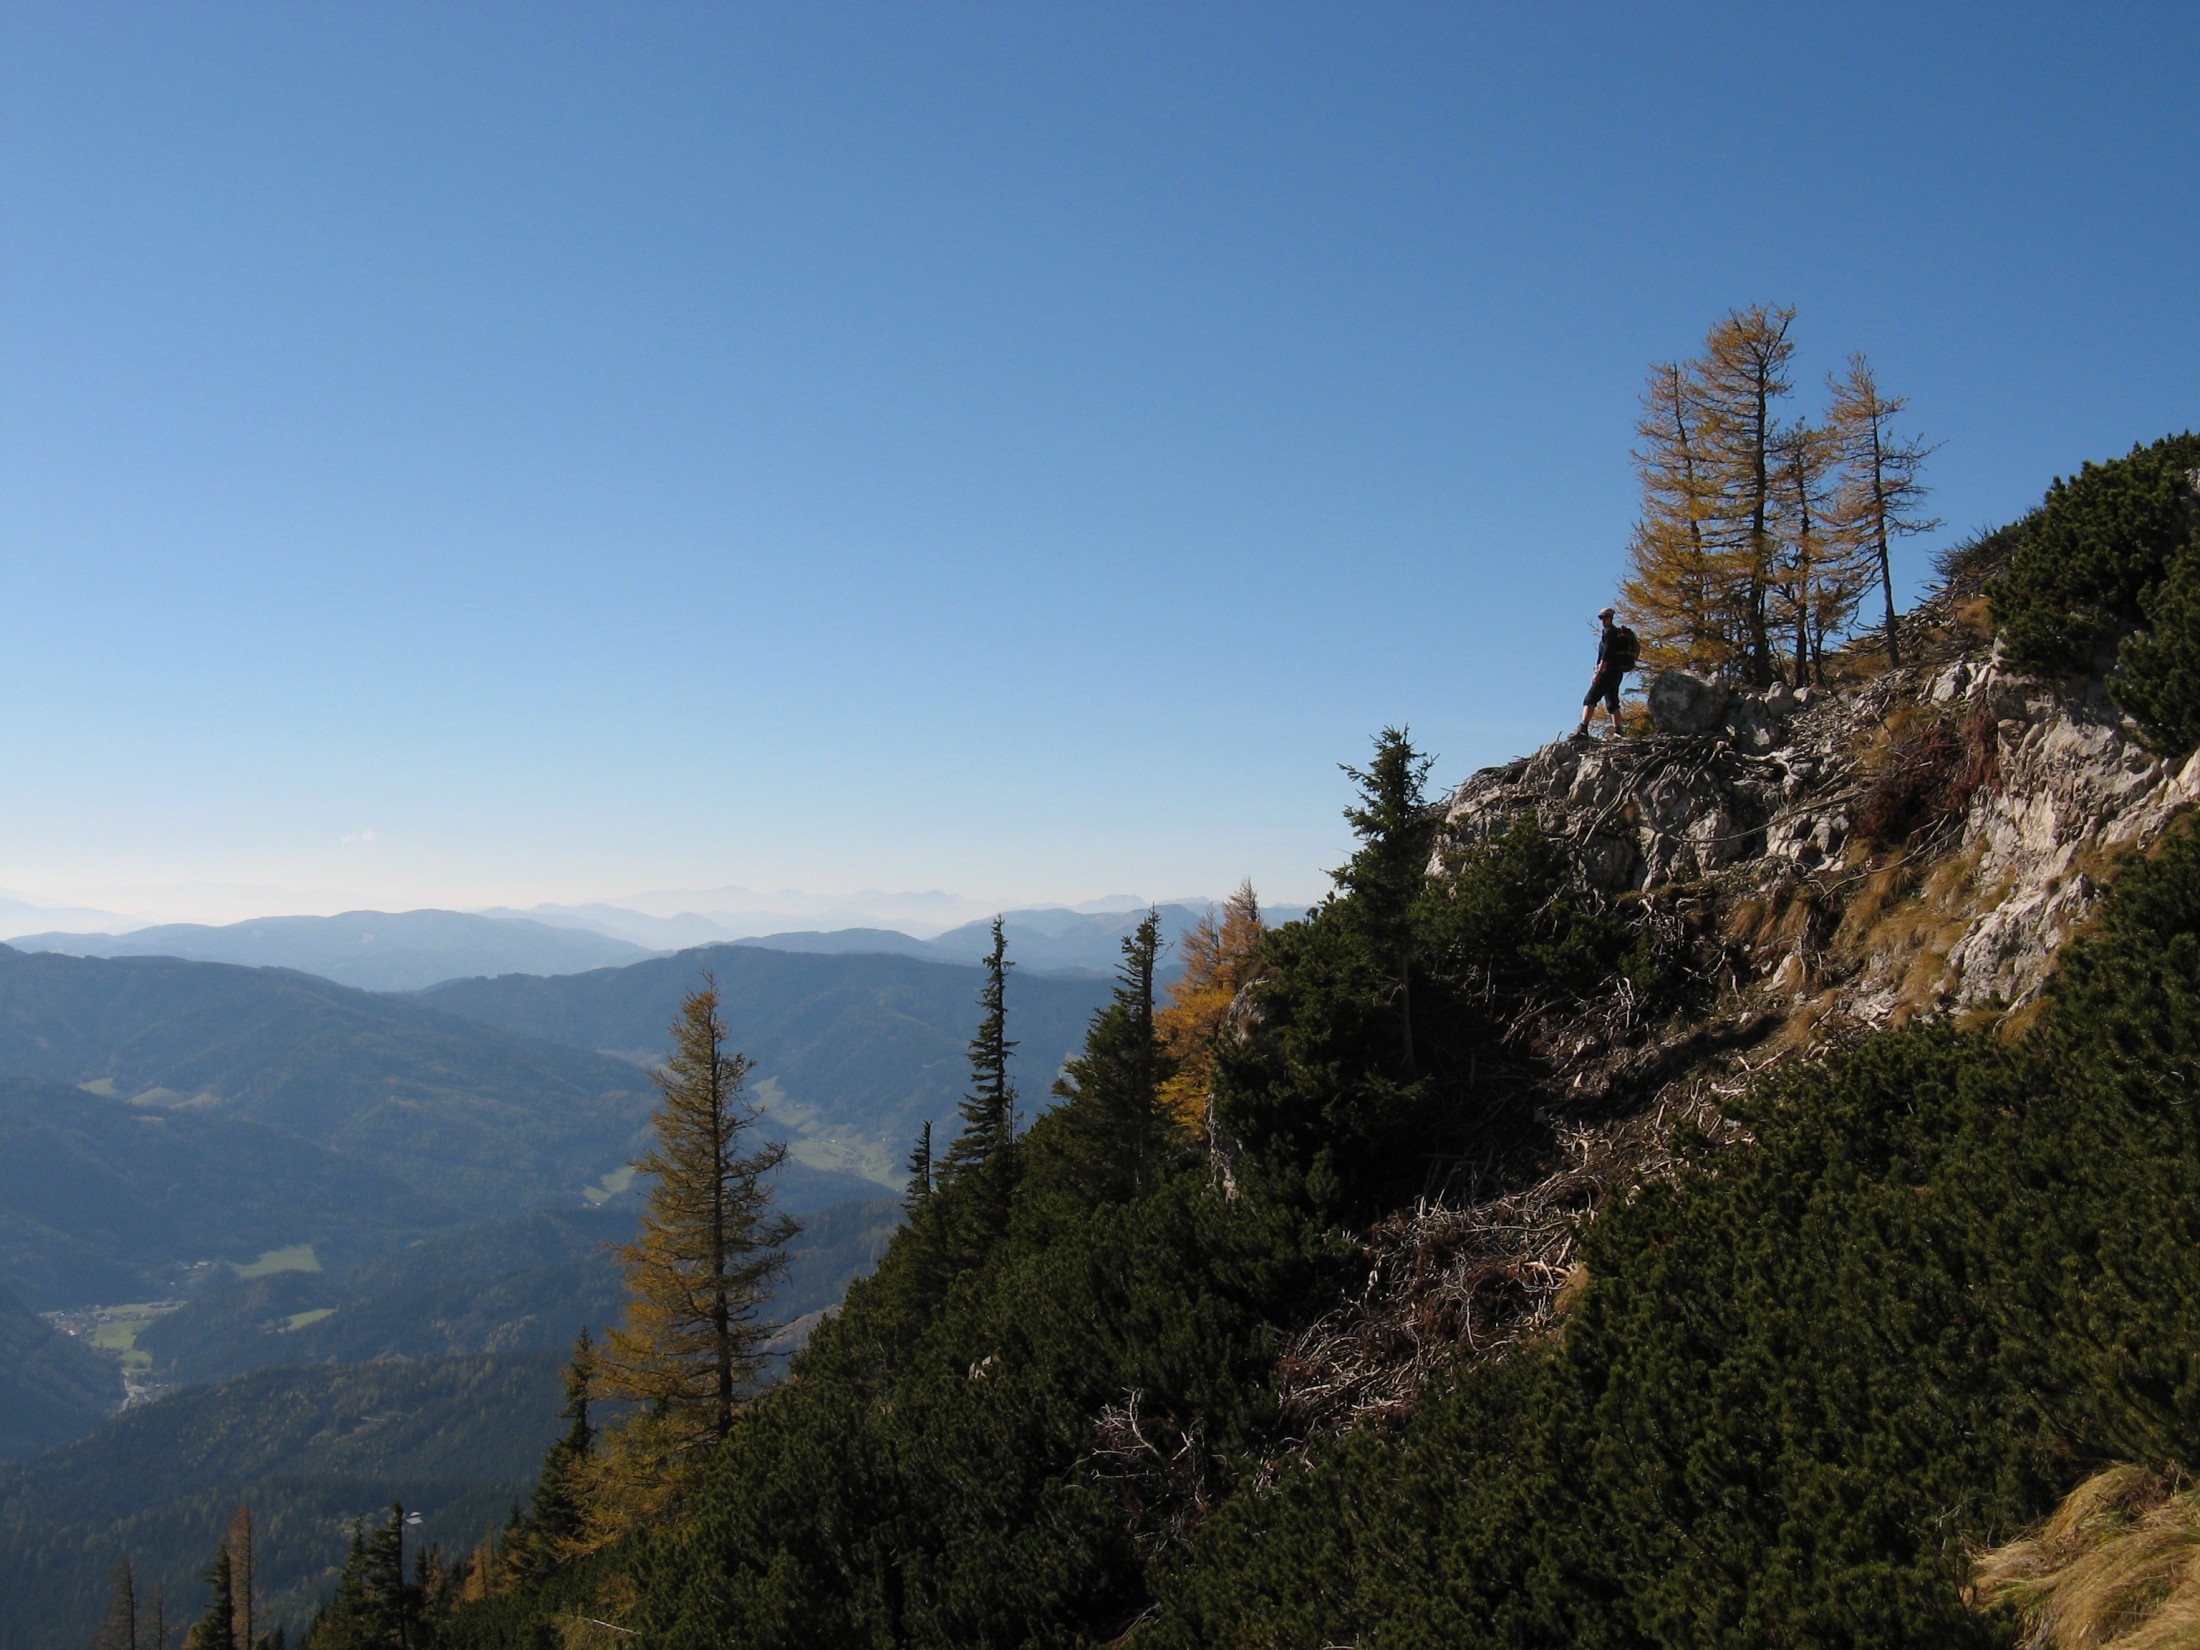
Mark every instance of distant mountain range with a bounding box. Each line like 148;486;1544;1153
0;893;138;943
413;943;1118;1188
0;936;1109;1312
0;946;661;1236
5;897;1307;989
733;900;1307;977
8;908;654;992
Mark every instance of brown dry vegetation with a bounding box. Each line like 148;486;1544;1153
1971;1464;2200;1650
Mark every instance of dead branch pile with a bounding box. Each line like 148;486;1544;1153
1269;1129;1630;1456
1088;1390;1214;1556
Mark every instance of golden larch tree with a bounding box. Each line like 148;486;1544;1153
1155;882;1266;1135
1827;352;1940;665
1619;359;1730;671
1769;418;1859;686
590;975;798;1536
1695;303;1798;686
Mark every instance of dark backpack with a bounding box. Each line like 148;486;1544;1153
1608;625;1641;672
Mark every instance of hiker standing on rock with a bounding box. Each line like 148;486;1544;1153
1573;606;1639;742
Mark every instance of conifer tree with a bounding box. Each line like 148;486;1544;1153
149;1583;168;1650
359;1507;421;1646
1770;419;1852;686
1828;352;1939;665
224;1505;256;1650
1041;909;1178;1202
182;1547;236;1650
1618;360;1730;670
306;1506;420;1649
93;1556;138;1650
592;977;797;1531
1155;882;1266;1134
1696;303;1798;685
1337;728;1436;1068
904;1119;933;1209
511;1329;596;1578
938;918;1020;1242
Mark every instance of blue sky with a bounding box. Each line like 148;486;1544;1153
2;3;2194;921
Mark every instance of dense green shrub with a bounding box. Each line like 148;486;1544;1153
1146;826;2200;1649
1993;432;2200;674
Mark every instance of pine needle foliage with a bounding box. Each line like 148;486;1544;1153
1696;303;1798;684
1992;432;2200;681
936;917;1021;1258
1028;909;1183;1205
592;976;797;1532
183;1545;237;1650
1149;821;2200;1648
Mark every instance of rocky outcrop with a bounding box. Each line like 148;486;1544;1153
1439;655;2200;1030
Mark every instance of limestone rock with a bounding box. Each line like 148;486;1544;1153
1440;645;2200;1036
1645;671;1728;735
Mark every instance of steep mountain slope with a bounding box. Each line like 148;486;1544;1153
0;1280;115;1460
414;945;1117;1186
0;946;653;1216
0;1353;564;1649
9;909;654;991
0;1072;462;1309
135;1195;899;1385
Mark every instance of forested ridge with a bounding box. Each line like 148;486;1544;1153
106;422;2200;1649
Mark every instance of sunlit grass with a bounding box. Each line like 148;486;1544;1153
232;1243;322;1277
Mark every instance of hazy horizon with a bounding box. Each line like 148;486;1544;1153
0;877;1276;939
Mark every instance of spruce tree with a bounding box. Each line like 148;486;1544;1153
593;975;798;1530
511;1329;596;1578
938;918;1020;1246
182;1546;236;1650
1336;727;1436;1069
1040;909;1178;1202
904;1119;933;1210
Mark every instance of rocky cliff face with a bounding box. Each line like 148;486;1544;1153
1441;634;2200;1036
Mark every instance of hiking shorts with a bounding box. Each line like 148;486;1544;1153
1583;664;1625;716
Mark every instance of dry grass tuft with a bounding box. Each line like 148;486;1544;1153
1971;1464;2200;1649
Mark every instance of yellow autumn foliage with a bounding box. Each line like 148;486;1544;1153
1154;882;1265;1137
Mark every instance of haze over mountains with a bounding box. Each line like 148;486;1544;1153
8;895;1304;990
6;909;653;992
